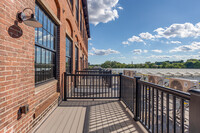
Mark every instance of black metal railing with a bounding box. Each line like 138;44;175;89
120;75;191;133
121;75;136;113
64;73;120;99
63;72;200;132
138;80;190;133
76;70;112;75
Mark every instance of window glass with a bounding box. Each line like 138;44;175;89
35;4;57;84
66;36;72;73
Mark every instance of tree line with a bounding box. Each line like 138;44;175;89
89;59;200;69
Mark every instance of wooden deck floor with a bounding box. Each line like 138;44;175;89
34;100;146;133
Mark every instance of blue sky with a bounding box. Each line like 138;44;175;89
87;0;200;64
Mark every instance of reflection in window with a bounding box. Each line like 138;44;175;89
66;36;72;73
35;4;57;84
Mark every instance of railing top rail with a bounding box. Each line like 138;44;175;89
121;75;135;80
65;73;120;76
76;70;110;72
139;80;190;100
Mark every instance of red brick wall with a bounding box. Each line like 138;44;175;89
0;0;36;132
0;0;89;132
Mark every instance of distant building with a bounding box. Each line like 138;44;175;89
0;0;90;132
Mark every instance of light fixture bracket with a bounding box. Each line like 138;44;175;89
17;8;42;28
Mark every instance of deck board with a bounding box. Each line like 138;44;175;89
34;100;147;133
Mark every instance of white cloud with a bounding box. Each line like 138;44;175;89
139;32;155;40
118;6;123;10
147;55;200;60
118;56;126;59
170;42;200;52
132;49;142;54
123;22;200;47
154;22;200;39
122;35;146;45
170;41;182;44
88;53;94;56
122;41;129;45
89;43;93;46
152;49;163;53
128;36;145;43
90;47;120;56
132;49;148;54
88;38;92;41
147;55;171;59
88;0;121;25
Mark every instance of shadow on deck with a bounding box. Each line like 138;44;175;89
34;100;147;133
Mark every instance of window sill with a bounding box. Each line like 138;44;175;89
35;79;58;95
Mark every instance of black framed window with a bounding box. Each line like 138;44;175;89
75;46;78;71
35;4;57;84
75;0;79;23
66;36;72;73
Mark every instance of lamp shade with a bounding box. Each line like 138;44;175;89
23;14;42;28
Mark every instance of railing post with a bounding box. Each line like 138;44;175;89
189;89;200;133
134;76;141;121
119;73;122;100
64;72;67;101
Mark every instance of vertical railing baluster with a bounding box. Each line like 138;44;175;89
143;84;145;123
145;85;147;126
101;76;103;97
161;92;163;133
173;96;176;133
96;75;97;98
108;75;110;98
152;88;154;133
181;99;184;133
99;75;100;98
71;75;73;97
166;93;169;133
90;75;91;96
80;75;82;98
93;75;94;98
156;90;158;133
148;86;151;129
64;73;66;101
87;75;88;98
114;76;116;97
78;75;79;97
74;75;76;97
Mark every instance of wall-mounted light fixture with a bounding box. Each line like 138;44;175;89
17;8;42;28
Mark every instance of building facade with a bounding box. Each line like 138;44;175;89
0;0;90;132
